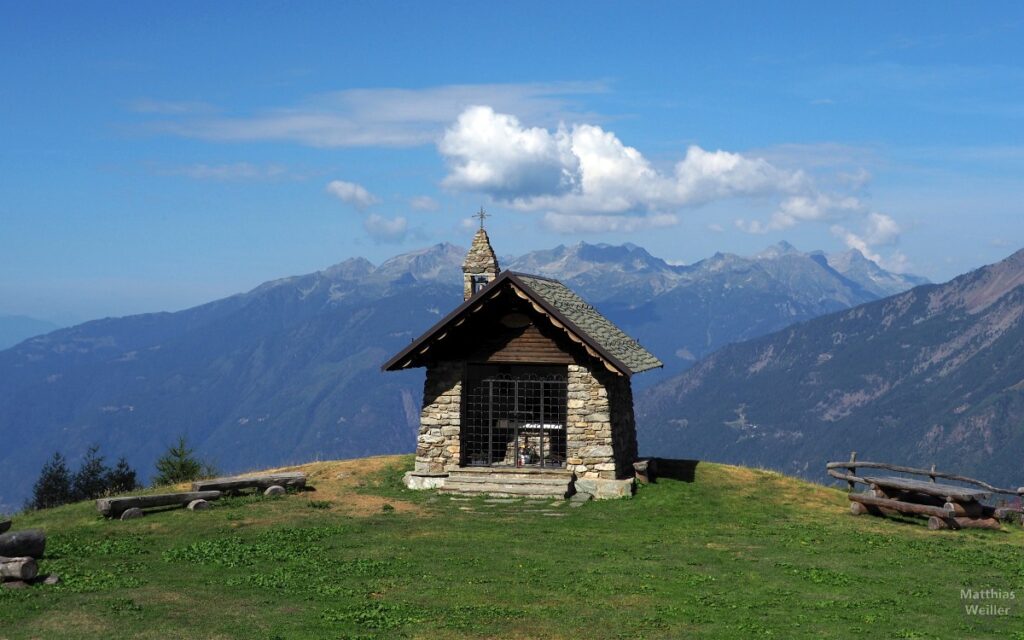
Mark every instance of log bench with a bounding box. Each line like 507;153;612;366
96;490;222;519
191;471;306;493
1;556;38;581
827;454;1023;532
0;529;46;558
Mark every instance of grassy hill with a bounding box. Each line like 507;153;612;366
1;456;1022;639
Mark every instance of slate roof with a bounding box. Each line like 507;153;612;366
383;270;662;377
512;274;663;375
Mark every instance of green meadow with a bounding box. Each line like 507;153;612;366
1;455;1021;639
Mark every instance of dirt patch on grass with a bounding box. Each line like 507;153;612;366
265;456;423;517
31;609;110;637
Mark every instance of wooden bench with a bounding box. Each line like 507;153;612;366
96;490;222;519
827;454;1022;531
191;471;306;493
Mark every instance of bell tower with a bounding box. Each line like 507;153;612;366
462;207;500;300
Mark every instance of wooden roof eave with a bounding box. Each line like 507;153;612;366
381;272;511;372
381;271;632;377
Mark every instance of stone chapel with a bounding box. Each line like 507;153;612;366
383;218;662;499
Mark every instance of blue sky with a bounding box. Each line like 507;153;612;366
2;2;1023;322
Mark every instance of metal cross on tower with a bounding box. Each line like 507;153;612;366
475;206;488;229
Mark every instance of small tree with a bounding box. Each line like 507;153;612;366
72;444;110;500
105;456;138;494
30;452;73;509
152;436;213;486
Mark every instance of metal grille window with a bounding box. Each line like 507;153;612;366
462;365;567;468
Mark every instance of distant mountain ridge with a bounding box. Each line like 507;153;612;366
637;248;1024;488
0;240;923;513
0;315;60;350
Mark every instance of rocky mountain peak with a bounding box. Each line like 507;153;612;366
321;256;375;281
756;240;801;259
507;241;670;281
374;242;465;283
826;248;930;298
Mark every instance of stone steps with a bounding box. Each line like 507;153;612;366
445;473;571;486
440;470;573;498
439;481;569;499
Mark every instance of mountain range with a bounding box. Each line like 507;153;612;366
0;241;922;512
509;241;926;386
638;248;1024;488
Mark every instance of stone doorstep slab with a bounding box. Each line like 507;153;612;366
446;472;572;481
449;466;572;475
443;477;572;488
573;477;635;500
446;486;570;495
406;470;635;500
442;491;566;500
403;472;448;490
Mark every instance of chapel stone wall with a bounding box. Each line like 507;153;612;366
565;363;638;480
414;361;463;474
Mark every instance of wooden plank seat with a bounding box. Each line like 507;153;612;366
96;491;222;519
191;471;306;493
862;475;990;501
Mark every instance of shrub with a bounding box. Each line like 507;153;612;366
152;436;216;486
106;456;139;494
72;444;110;500
29;452;73;509
29;447;140;509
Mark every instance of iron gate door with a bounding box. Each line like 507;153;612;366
462;368;567;468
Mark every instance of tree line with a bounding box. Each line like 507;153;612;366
28;436;216;510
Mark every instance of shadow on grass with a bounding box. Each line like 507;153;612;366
647;458;699;483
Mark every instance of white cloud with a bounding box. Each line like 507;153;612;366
436;105;909;253
864;212;901;245
326;180;379;210
438;106;807;224
409;195;440;211
838;167;872;189
831;214;908;272
143;82;606;148
440;107;578;198
364;214;408;243
739;195;904;267
736;193;864;234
